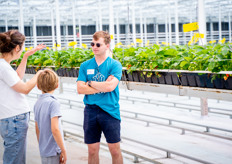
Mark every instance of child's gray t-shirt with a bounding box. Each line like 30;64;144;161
34;93;64;157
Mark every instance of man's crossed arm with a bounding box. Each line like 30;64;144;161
77;75;119;95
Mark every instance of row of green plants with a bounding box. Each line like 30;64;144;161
12;48;94;70
113;43;232;74
12;43;232;74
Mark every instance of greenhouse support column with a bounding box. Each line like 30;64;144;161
132;0;136;46
109;0;115;50
96;16;99;31
229;12;231;43
198;0;206;45
125;4;130;46
140;10;143;47
33;16;37;48
153;19;156;43
183;31;186;45
198;0;208;117
116;12;120;44
168;2;172;45
156;23;159;43
55;0;61;50
210;19;213;41
51;9;55;50
65;25;68;46
5;4;8;31
78;16;82;48
19;0;24;34
190;22;193;41
98;0;102;31
144;17;147;46
175;0;179;45
190;7;193;40
18;21;20;33
201;98;208;117
5;18;8;31
72;4;77;47
218;4;222;42
165;14;168;44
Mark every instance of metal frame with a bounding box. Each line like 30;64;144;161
25;79;232;163
23;74;232;101
23;73;232;101
120;81;232;101
1;0;232;25
60;120;215;164
1;0;232;48
27;92;232;140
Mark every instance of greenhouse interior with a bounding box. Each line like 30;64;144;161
0;0;232;47
0;0;232;164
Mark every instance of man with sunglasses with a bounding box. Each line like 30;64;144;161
77;31;123;164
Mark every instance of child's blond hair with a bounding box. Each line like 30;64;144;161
37;69;59;93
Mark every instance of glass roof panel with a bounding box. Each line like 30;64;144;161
0;0;231;26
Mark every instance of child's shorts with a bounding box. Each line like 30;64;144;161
83;104;121;144
41;153;60;164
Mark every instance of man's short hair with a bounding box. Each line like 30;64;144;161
93;31;111;45
37;69;59;93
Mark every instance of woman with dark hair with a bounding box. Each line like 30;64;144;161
0;30;45;164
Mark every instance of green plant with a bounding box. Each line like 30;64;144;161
11;43;232;75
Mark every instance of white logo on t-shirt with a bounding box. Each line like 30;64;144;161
92;72;105;82
92;72;105;94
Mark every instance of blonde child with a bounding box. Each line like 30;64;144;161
34;69;67;164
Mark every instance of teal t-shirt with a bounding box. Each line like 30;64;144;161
77;56;122;120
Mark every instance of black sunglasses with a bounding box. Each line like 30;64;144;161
91;42;102;47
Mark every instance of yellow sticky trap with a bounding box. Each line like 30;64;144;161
183;22;199;32
136;39;142;43
195;33;204;38
110;35;114;39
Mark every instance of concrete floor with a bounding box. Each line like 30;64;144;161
0;122;113;164
1;83;232;164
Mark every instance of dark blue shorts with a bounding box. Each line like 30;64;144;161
83;104;121;144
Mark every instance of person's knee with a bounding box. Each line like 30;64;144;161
88;147;99;157
109;146;121;158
